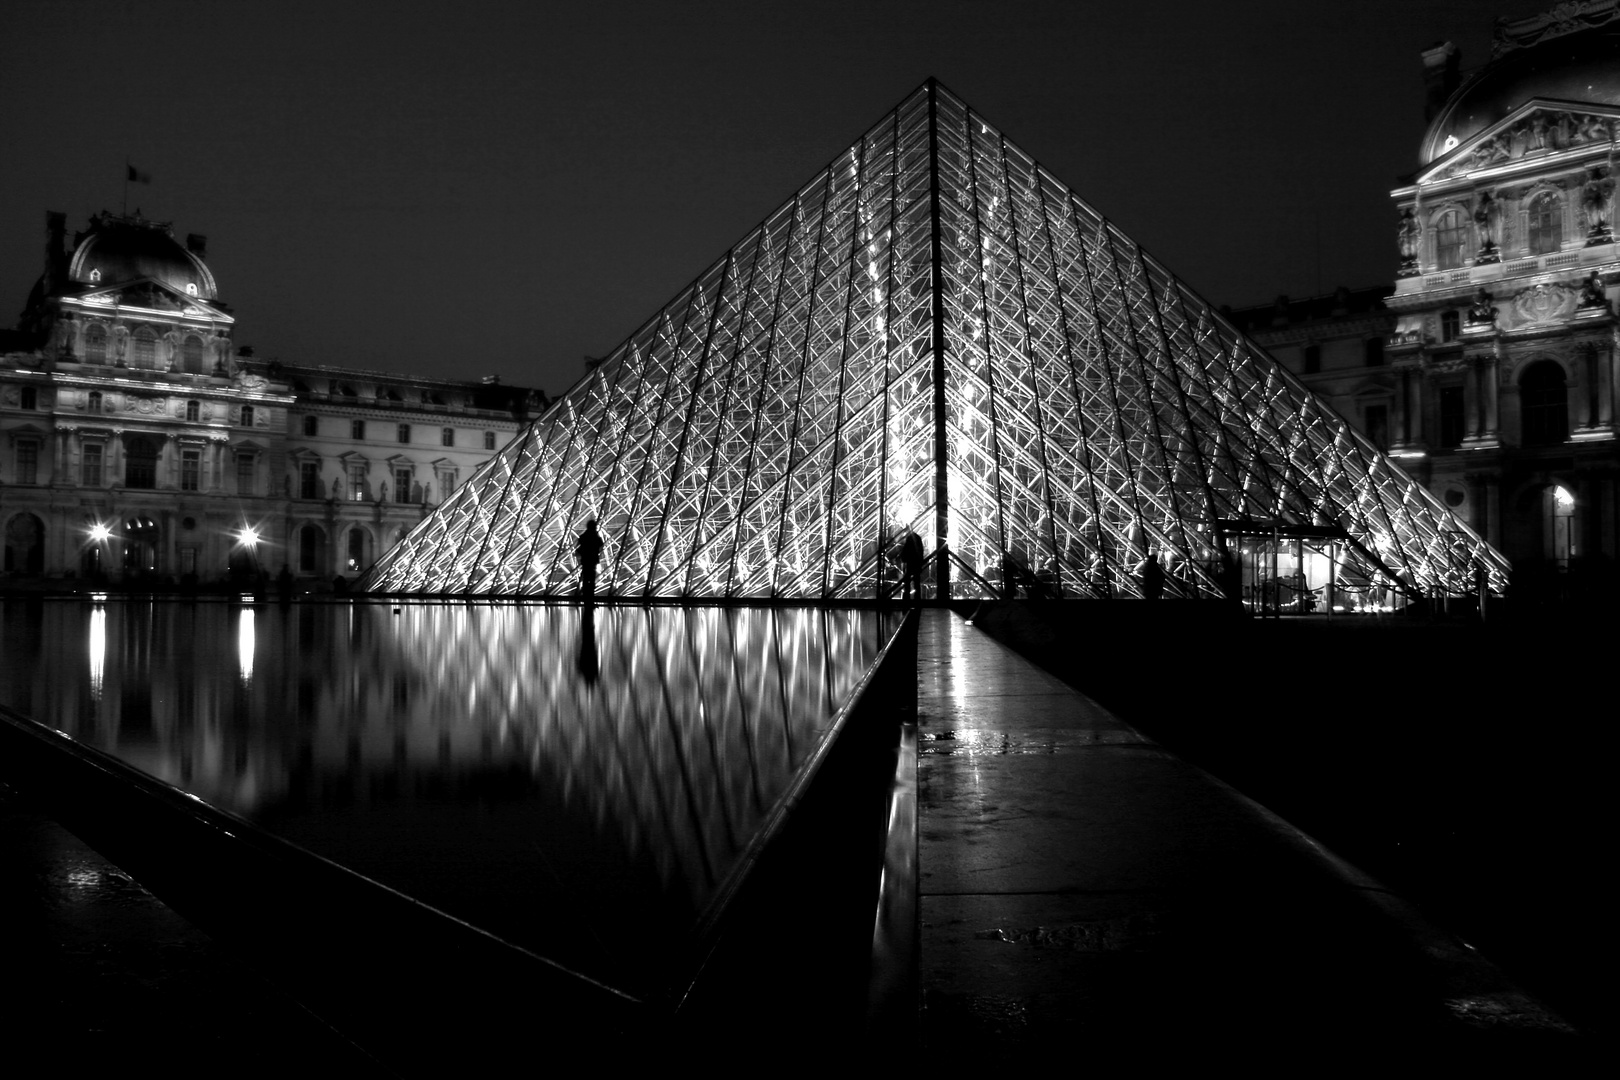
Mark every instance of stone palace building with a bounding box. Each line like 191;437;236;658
1231;2;1619;605
1;210;546;584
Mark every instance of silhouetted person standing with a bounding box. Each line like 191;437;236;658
1139;550;1165;600
575;519;603;601
900;530;925;603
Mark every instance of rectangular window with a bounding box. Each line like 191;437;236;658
21;387;37;410
1302;344;1321;375
348;463;368;501
441;427;455;447
397;423;411;443
236;454;255;496
1528;195;1561;255
1436;211;1467;271
484;431;496;451
303;415;319;437
394;468;413;502
186;400;200;421
17;440;39;484
181;449;201;492
1440;309;1460;342
241;405;255;427
1439;386;1466;449
437;469;457;498
1364;337;1384;367
1365;405;1389;452
81;444;103;487
300;461;322;499
351;420;366;440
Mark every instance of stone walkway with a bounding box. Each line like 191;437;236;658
914;607;1582;1065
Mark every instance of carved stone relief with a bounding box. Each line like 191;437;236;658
1511;282;1577;326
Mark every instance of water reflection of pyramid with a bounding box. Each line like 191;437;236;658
364;80;1508;600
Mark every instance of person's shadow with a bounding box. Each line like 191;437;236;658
575;606;599;685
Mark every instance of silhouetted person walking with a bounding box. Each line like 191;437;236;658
575;519;603;601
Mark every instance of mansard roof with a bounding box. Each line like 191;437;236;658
1421;7;1620;166
66;213;219;300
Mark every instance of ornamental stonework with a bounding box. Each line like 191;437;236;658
1511;282;1578;326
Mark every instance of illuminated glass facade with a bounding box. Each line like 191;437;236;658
365;81;1508;600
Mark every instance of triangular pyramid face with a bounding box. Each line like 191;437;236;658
365;82;1508;600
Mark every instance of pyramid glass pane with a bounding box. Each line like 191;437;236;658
363;82;1509;601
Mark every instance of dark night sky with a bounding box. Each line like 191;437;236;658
2;1;1539;398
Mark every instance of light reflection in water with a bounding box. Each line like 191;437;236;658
87;604;105;702
0;599;899;996
236;607;255;685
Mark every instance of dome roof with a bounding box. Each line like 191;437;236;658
1421;26;1620;164
66;215;218;300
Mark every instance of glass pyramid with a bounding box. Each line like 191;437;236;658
363;81;1509;601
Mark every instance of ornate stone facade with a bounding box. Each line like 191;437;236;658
1;211;546;585
1243;4;1620;605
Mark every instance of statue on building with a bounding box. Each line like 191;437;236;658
1581;169;1614;243
1473;190;1501;263
1397;209;1421;275
1527;113;1549;151
1577;270;1609;310
1466;287;1498;325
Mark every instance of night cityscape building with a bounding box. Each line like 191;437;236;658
365;80;1506;604
0;211;545;584
1234;3;1620;603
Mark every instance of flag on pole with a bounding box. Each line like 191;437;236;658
127;165;151;184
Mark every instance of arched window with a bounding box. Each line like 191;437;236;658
1528;193;1561;255
1435;209;1467;270
346;528;370;572
4;513;47;573
131;328;158;369
181;335;205;373
84;324;107;364
1520;360;1569;447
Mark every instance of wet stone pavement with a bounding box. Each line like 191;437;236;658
913;608;1586;1067
0;785;388;1075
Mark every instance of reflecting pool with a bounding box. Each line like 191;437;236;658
0;598;902;999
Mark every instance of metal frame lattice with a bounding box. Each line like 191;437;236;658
363;81;1510;600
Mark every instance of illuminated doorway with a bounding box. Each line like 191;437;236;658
1543;484;1576;570
123;516;160;576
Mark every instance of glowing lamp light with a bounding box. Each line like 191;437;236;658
1553;485;1575;510
237;526;261;548
89;522;113;542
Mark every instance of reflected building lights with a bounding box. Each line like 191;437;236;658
237;608;255;684
87;604;105;701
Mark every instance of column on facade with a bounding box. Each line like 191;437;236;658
1464;356;1482;440
54;429;70;482
1408;369;1425;444
1594;345;1614;429
1481;351;1500;438
1393;367;1411;445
